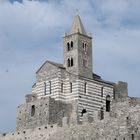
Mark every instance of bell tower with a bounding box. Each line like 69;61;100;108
63;15;93;78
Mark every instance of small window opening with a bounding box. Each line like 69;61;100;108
113;88;115;99
100;107;104;120
71;58;73;67
106;95;111;112
85;44;87;52
71;41;73;48
132;134;134;140
81;109;87;116
123;138;125;140
61;83;63;93
31;105;35;117
49;81;51;94
84;82;87;93
2;133;6;137
82;43;85;49
101;87;103;97
67;59;70;67
70;82;72;93
44;82;46;95
67;42;70;51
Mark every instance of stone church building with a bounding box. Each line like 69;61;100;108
1;15;140;140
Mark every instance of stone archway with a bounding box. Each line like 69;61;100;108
106;95;111;112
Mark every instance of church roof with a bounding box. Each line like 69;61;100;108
47;60;64;69
36;60;65;74
69;15;87;35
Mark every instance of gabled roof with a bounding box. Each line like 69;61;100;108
36;60;65;74
69;15;87;35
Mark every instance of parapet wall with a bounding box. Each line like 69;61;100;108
114;81;128;100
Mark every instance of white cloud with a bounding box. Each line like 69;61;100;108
0;0;140;132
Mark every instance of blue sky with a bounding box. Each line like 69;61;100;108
0;0;140;132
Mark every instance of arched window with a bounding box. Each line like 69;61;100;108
84;43;87;52
101;87;103;97
71;41;73;48
67;59;70;67
61;83;63;93
113;88;115;99
70;82;72;93
44;82;46;95
71;58;73;67
83;43;87;52
82;43;85;49
49;81;51;94
84;82;87;93
67;42;70;51
106;95;111;112
31;105;35;117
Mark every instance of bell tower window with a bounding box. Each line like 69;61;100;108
71;41;73;48
83;43;87;53
67;42;70;51
67;59;70;67
67;58;73;67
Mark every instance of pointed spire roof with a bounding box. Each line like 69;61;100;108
69;15;87;35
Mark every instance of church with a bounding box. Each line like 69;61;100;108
1;15;140;140
17;15;116;129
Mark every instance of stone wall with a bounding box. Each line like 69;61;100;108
16;97;73;130
1;98;140;140
114;81;128;100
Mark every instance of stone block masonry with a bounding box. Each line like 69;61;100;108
1;98;140;140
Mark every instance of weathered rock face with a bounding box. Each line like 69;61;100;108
1;98;140;140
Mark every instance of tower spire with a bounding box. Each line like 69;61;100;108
69;15;87;35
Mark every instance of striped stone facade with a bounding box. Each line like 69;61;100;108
31;66;114;122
